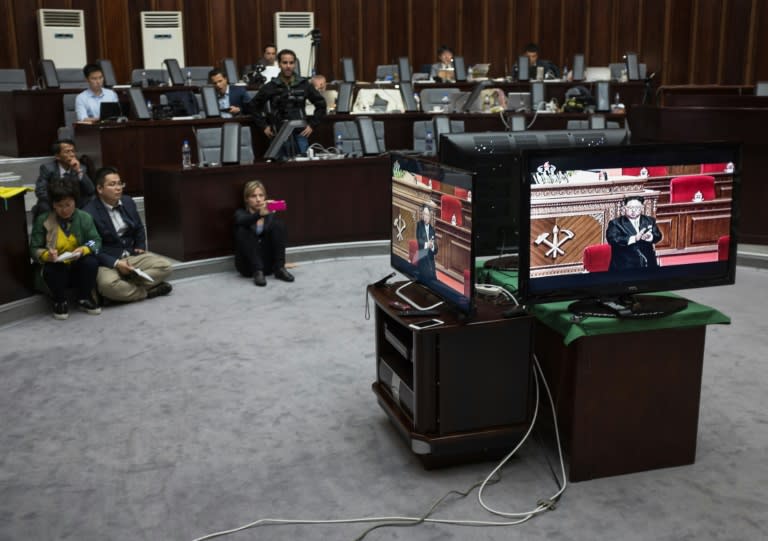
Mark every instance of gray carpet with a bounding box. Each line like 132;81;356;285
1;256;766;541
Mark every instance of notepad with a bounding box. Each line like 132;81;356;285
132;268;155;282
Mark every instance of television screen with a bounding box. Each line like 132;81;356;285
390;154;475;314
440;129;629;260
517;142;740;316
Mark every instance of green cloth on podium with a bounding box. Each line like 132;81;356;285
476;265;731;346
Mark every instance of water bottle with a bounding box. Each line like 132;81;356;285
141;70;148;88
451;214;457;226
146;100;153;118
562;65;568;81
335;132;344;153
483;94;491;112
440;94;450;111
181;139;192;169
185;70;193;86
414;92;421;111
425;129;434;155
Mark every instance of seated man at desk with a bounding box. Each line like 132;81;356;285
430;45;455;82
246;48;327;157
83;167;173;303
75;63;119;123
606;196;662;270
208;68;251;117
33;139;95;219
521;43;560;80
306;74;336;115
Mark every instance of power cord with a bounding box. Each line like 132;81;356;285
191;355;567;541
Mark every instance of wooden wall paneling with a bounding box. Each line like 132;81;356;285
586;0;614;66
0;0;19;74
688;0;721;84
92;0;132;83
310;0;333;78
182;0;209;66
385;0;411;76
231;0;262;71
639;0;667;78
512;0;535;56
560;0;588;69
754;0;768;82
436;0;461;63
615;0;641;61
536;0;564;68
13;0;40;77
361;0;387;80
207;0;236;67
664;0;694;84
410;0;433;77
461;0;488;73
72;0;100;65
486;0;513;75
719;0;754;85
128;1;153;74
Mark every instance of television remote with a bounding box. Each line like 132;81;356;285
397;309;442;317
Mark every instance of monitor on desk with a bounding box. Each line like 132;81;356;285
517;142;740;318
164;59;185;86
99;101;124;121
200;85;221;117
264;119;306;161
128;87;152;120
506;92;532;112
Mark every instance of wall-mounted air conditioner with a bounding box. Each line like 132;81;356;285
275;12;314;77
37;9;87;68
141;11;185;70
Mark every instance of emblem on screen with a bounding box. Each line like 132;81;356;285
534;225;574;259
536;161;557;174
393;213;406;241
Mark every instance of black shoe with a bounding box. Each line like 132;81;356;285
53;301;69;320
77;299;102;315
274;267;295;282
147;282;173;298
253;271;267;286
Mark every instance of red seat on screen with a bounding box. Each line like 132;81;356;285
583;243;612;272
454;187;469;199
717;235;730;261
701;163;727;173
669;175;716;203
408;239;418;264
622;166;668;177
463;269;470;297
440;194;462;226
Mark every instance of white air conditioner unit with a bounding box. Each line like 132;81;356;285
275;12;315;76
37;9;87;68
141;11;185;71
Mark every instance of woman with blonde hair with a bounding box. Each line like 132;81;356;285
233;180;294;286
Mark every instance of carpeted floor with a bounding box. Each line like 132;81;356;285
1;256;766;541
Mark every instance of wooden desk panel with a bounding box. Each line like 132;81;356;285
143;157;390;261
0;89;75;157
655;199;732;254
0;193;33;303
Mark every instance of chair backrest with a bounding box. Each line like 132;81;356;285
622;166;669;177
418;175;441;191
56;68;85;89
413;119;465;153
195;125;254;165
717;235;730;261
0;69;28;90
583;244;612;272
408;239;418;264
333;121;363;156
669;175;716;203
131;68;168;85
418;87;461;112
454;187;469;199
440;194;462;226
700;163;727;173
756;81;768;96
186;66;214;86
57;93;79;140
567;120;589;130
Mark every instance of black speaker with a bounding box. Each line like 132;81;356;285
572;53;585;81
336;82;353;113
39;59;59;88
97;59;117;87
453;56;467;82
596;81;610;112
221;122;240;164
201;85;221;118
128;87;152;120
517;55;529;81
164;59;185;86
356;116;379;155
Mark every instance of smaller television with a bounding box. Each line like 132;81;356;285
517;142;740;317
390;154;475;315
264;119;306;161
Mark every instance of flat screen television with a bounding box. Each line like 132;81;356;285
440;129;629;260
390;154;475;315
517;142;740;317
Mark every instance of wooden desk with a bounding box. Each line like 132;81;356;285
628;105;768;245
0;190;33;303
143;157;391;261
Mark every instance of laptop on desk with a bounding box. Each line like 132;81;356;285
99;101;126;121
506;92;532;112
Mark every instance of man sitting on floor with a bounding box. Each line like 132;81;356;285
83;167;173;303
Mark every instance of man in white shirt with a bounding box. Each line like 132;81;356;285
75;63;119;123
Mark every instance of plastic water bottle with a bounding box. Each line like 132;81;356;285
562;65;568;80
414;92;421;111
335;132;344;153
146;100;153;118
185;70;193;86
140;70;148;88
483;94;491;112
440;94;450;111
425;129;434;155
181;139;192;169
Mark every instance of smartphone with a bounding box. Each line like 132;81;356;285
389;300;410;310
267;200;287;212
408;319;444;330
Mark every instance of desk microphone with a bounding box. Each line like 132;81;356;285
373;272;396;288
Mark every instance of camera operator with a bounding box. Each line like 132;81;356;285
246;49;327;157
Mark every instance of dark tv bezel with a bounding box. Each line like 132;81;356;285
264;119;306;160
389;153;476;315
517;142;741;306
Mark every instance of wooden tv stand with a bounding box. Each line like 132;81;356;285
367;283;534;467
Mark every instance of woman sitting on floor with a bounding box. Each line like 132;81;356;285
233;180;295;286
29;177;102;319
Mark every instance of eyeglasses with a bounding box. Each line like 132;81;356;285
104;182;125;188
625;205;644;211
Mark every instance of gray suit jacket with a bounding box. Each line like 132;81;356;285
33;160;95;217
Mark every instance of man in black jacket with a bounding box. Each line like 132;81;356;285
33;139;95;218
246;49;327;158
606;196;663;270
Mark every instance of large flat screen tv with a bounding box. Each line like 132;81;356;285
390;154;475;315
517;142;740;317
440;129;629;260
